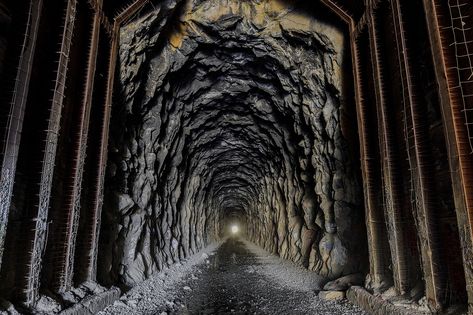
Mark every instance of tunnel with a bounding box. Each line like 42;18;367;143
0;0;473;314
103;0;365;287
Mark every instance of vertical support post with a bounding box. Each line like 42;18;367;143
390;0;444;309
367;11;410;294
0;0;42;270
20;0;76;305
51;6;101;292
319;0;393;293
90;29;118;280
423;0;473;310
75;26;117;283
351;28;392;292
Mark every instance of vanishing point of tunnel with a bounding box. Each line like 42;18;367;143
0;0;473;314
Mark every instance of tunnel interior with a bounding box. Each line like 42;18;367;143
100;0;367;288
1;0;473;314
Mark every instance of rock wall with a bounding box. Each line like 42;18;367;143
102;0;366;287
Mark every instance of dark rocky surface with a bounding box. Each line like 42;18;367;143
0;3;9;77
101;0;366;288
100;238;366;315
174;238;322;314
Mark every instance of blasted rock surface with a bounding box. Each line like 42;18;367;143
102;0;365;287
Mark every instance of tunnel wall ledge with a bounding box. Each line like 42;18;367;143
0;285;121;315
347;286;433;315
59;286;121;315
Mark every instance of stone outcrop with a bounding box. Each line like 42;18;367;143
103;0;365;287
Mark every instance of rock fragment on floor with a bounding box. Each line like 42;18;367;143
318;290;346;301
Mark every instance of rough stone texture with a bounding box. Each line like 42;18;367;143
318;290;346;301
102;0;365;287
346;286;430;315
0;298;20;315
7;281;121;314
59;287;121;315
99;238;366;315
323;273;364;291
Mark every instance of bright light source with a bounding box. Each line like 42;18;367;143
231;224;239;234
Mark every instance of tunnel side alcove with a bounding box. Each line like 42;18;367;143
99;0;367;288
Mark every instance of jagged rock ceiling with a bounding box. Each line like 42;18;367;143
104;0;366;287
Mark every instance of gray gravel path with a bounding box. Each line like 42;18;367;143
100;237;366;315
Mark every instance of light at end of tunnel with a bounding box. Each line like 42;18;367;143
231;224;239;235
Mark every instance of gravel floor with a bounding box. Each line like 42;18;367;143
99;237;366;315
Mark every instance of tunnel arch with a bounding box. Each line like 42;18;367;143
0;0;472;313
100;0;367;288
